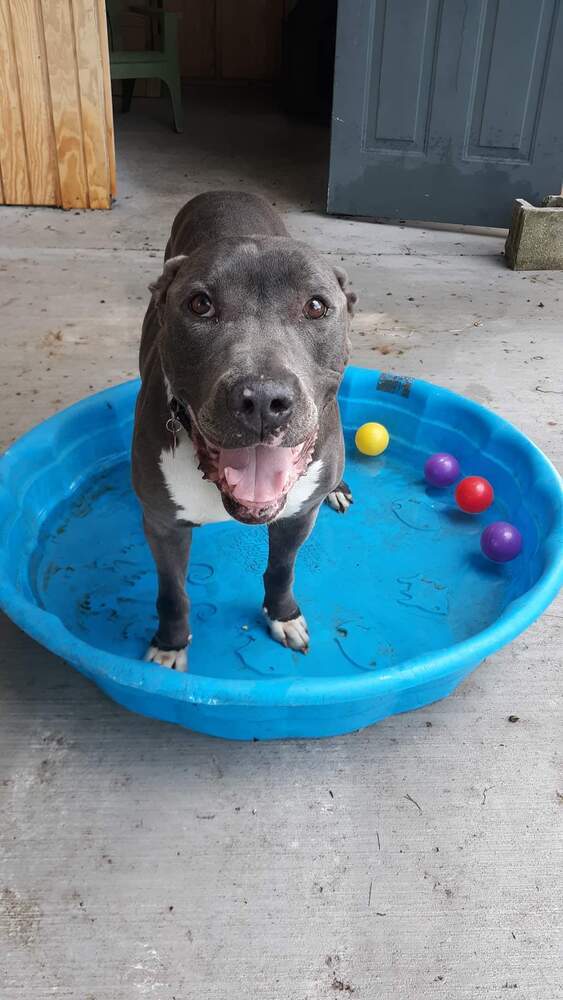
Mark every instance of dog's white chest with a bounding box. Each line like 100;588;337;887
159;433;324;525
278;459;323;519
159;434;232;525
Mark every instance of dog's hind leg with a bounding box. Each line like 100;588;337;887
325;480;353;514
143;514;193;671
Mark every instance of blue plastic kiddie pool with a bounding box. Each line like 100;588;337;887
0;368;561;740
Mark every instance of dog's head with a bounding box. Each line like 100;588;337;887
151;236;356;524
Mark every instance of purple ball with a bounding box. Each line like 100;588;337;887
481;522;522;563
424;452;460;488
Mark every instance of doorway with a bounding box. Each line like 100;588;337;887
108;0;337;213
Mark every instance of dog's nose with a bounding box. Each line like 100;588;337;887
227;377;295;436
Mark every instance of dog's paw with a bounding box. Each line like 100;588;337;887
326;480;353;514
144;644;188;672
265;612;310;653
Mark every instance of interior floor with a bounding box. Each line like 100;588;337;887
1;87;561;1000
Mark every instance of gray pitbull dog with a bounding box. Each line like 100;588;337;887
132;191;356;671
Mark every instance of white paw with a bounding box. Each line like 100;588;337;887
265;612;310;653
144;644;188;672
326;488;353;514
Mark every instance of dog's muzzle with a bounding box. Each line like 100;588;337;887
191;411;317;523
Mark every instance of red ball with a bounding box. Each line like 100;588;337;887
455;476;494;514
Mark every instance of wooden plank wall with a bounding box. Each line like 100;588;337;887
216;0;286;80
0;0;115;208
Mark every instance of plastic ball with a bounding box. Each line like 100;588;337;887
424;452;460;488
481;522;522;562
455;476;494;514
355;422;389;456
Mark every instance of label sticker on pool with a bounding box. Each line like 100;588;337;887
376;373;413;397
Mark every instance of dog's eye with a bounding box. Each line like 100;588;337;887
304;297;328;319
189;293;215;317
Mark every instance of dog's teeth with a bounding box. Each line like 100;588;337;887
224;466;243;488
274;471;287;493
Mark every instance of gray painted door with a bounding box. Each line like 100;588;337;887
328;0;563;226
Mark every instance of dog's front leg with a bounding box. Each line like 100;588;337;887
143;514;193;672
263;506;319;653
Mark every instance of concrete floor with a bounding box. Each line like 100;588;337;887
1;87;561;999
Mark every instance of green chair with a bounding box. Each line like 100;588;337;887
106;1;183;133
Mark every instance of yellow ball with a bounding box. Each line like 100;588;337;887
355;422;389;456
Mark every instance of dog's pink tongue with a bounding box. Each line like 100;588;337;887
219;446;294;504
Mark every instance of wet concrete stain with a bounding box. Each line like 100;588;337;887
0;888;42;946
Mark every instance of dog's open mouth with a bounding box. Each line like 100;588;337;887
191;419;317;524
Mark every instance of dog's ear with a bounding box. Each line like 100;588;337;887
149;255;187;320
333;266;358;316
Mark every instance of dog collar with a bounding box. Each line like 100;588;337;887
166;397;191;455
170;397;192;434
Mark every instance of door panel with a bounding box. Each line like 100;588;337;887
467;0;555;160
366;0;442;154
328;0;563;226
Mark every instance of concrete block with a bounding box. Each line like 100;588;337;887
505;197;563;270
